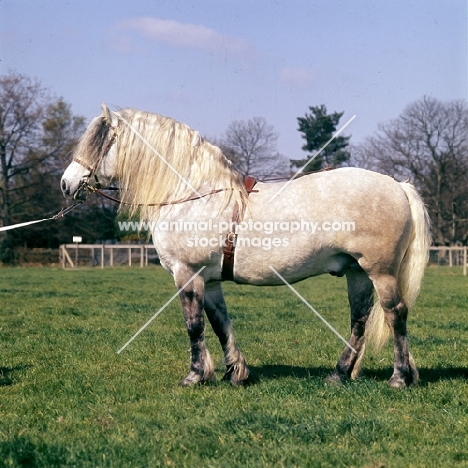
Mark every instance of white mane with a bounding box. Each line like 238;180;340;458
76;108;249;219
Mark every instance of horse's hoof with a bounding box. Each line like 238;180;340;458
178;376;200;387
222;364;249;386
325;372;346;385
178;371;215;387
388;371;418;389
222;372;247;386
387;375;409;389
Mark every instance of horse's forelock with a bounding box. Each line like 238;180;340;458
89;117;112;158
74;116;112;166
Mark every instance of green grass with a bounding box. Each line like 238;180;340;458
0;266;467;467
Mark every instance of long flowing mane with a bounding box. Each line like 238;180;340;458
76;108;249;219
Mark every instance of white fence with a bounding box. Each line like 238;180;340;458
59;244;467;275
59;244;158;268
429;247;467;276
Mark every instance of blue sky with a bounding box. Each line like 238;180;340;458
1;0;466;161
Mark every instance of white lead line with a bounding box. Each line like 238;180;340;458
117;266;206;354
0;218;51;232
269;266;357;354
269;114;356;202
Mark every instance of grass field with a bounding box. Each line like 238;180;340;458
0;265;467;467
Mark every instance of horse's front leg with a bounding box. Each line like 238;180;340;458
177;271;215;386
204;281;249;386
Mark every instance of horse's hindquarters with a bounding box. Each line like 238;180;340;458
230;170;413;285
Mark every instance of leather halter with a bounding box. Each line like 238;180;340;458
72;127;119;199
221;175;257;282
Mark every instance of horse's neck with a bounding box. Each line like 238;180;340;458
155;182;237;221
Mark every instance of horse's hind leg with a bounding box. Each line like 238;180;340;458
327;269;373;384
372;275;418;388
204;281;249;386
177;272;215;386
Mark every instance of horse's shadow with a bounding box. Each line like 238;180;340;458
246;365;331;385
246;364;468;387
0;365;31;387
365;366;468;387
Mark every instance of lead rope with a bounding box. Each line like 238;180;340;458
0;200;84;233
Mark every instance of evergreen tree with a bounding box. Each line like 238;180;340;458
292;105;350;172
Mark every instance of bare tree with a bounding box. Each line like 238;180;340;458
352;96;468;245
0;72;47;227
217;117;290;177
0;72;92;261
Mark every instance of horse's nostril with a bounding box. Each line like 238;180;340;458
61;179;69;195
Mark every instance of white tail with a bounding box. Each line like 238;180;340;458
366;182;431;351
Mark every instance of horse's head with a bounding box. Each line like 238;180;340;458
61;103;119;200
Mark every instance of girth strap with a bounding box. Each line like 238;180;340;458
221;175;257;282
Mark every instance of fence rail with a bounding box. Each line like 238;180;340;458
59;244;159;268
8;244;468;276
428;246;467;276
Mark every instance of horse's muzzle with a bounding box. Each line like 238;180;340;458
73;179;91;201
61;178;90;201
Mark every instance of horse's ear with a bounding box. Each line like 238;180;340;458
101;103;113;125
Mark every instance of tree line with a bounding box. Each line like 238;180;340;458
0;72;117;263
1;71;467;263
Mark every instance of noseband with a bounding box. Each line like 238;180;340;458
72;127;118;200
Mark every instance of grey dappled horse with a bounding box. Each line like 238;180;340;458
61;104;431;388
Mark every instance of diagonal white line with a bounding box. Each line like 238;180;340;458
117;266;206;354
0;218;52;232
117;114;207;203
269;266;357;353
269;114;356;202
